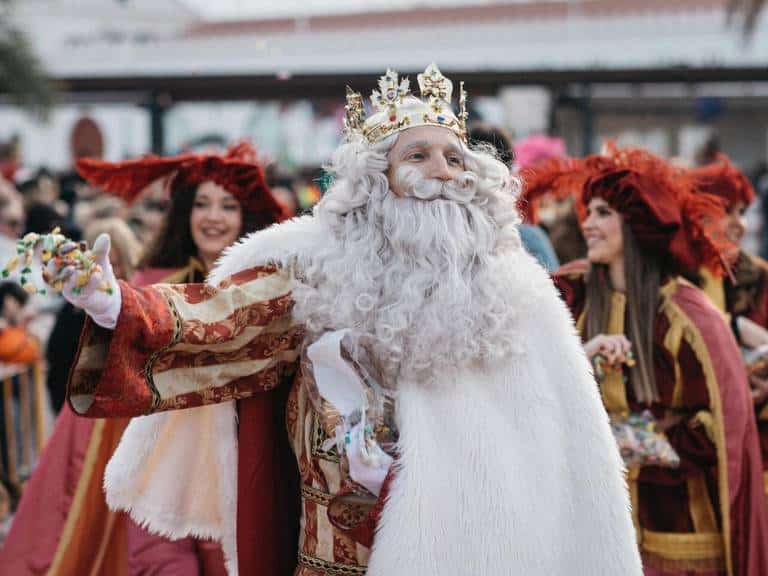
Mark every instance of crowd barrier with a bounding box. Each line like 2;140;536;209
1;362;46;492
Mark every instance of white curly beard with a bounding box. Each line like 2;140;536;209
291;164;527;387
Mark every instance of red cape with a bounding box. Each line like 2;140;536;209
672;282;768;576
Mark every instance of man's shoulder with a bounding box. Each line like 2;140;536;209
208;215;324;285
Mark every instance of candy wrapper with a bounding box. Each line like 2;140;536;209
1;228;115;297
306;329;397;498
610;410;680;468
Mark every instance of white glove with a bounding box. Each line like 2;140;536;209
346;422;393;497
50;233;122;329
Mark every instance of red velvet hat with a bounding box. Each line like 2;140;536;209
519;156;589;224
76;141;287;222
582;144;737;276
689;154;755;211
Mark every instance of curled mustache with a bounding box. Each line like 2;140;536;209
395;165;478;204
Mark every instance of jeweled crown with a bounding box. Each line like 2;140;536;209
344;63;469;145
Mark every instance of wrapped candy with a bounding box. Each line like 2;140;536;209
1;228;115;297
592;351;636;382
610;410;680;468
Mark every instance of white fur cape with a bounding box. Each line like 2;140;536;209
106;215;642;576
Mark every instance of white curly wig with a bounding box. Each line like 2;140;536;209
291;131;529;385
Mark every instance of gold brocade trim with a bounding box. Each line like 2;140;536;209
312;417;340;463
687;474;718;533
144;290;183;412
302;484;333;506
298;552;367;575
600;292;630;416
641;529;724;561
47;420;110;576
158;258;206;285
662;310;685;409
575;292;630;417
691;410;717;444
661;285;734;576
699;267;727;315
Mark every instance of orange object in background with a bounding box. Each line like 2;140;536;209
0;326;39;364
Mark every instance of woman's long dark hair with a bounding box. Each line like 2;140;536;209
141;183;269;269
585;221;662;404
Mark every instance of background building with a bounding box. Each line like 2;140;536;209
1;0;766;172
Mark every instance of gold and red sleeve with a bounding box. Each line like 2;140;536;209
67;265;302;418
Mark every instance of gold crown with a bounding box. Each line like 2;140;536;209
344;63;469;145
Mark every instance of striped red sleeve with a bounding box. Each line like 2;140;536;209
67;266;302;418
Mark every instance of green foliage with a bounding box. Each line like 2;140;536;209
0;0;56;118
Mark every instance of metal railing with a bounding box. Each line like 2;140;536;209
1;362;46;491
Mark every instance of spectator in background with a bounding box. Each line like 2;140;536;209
515;134;587;265
555;144;768;574
469;124;560;270
72;187;127;234
126;177;170;246
269;176;299;217
46;218;140;413
0;177;24;241
17;169;68;219
23;204;67;237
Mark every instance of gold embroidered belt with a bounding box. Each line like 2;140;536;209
298;552;367;575
641;529;724;561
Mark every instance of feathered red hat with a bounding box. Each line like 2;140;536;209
581;143;737;276
519;156;589;224
689;154;755;211
76;141;287;222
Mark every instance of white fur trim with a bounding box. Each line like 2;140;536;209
105;402;239;575
367;253;642;576
208;215;323;285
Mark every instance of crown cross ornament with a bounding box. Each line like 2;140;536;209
344;63;469;145
371;69;411;117
343;86;365;140
418;63;452;113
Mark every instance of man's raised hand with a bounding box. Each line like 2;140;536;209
47;233;122;329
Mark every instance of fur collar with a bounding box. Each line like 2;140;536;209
208;215;323;285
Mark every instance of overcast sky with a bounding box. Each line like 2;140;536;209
178;0;536;20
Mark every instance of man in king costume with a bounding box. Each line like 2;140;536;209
58;65;641;575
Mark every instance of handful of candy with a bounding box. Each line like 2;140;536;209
1;228;115;296
610;410;680;468
592;350;636;382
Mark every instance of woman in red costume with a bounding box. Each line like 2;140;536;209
552;145;768;576
689;156;768;496
0;142;285;576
